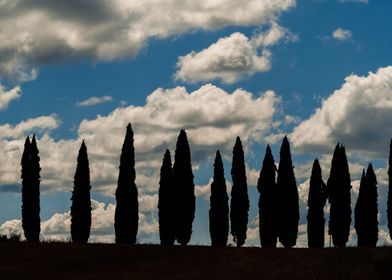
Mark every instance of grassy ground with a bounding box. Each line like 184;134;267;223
0;242;391;279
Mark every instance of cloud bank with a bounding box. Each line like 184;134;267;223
0;0;296;80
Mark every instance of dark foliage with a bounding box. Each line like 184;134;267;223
70;141;92;243
209;151;229;246
21;135;41;242
277;136;299;248
307;159;327;248
257;145;277;247
114;124;139;244
327;144;352;247
354;164;378;247
230;137;249;247
388;139;392;239
158;149;175;245
173;130;195;245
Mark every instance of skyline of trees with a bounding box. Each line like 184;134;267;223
327;144;352;247
15;128;392;247
70;140;92;243
114;124;139;244
21;135;41;242
307;159;327;248
230;137;249;247
173;130;195;245
209;150;229;246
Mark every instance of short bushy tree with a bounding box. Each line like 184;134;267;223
230;137;249;247
257;145;277;247
354;164;378;247
115;124;139;244
209;150;229;246
327;144;352;247
277;136;299;248
70;141;92;243
158;149;175;245
307;159;327;248
173;130;195;245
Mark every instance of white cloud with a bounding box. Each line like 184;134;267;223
175;22;297;84
332;28;352;41
76;96;114;107
291;66;392;157
0;0;296;80
0;84;279;195
0;114;60;139
0;199;159;243
0;84;21;110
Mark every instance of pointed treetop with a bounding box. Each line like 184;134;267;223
214;150;224;173
80;140;87;154
127;122;132;130
164;149;171;158
312;158;321;174
215;150;222;162
366;163;377;184
24;136;31;146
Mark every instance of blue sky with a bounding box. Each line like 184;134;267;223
0;0;392;246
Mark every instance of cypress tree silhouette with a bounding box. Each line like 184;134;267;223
114;124;139;244
173;129;195;245
70;141;92;243
388;139;392;239
21;136;41;242
307;159;327;248
209;150;229;246
257;145;278;247
277;136;299;248
327;144;352;247
230;137;249;247
354;164;378;247
158;149;175;245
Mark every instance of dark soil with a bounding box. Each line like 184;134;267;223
0;242;391;279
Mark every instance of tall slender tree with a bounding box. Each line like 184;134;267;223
354;164;378;247
327;144;352;247
257;145;278;247
70;141;92;243
21;136;41;242
307;159;327;248
388;139;392;239
173;130;195;245
277;136;299;248
209;150;229;246
230;137;249;247
158;149;175;245
114;124;139;244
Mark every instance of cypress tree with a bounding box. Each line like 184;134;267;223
327;144;352;247
173;129;195;245
277;136;299;248
21;136;41;242
307;159;327;248
70;141;92;243
354;164;378;247
209;150;229;246
230;137;249;247
158;149;175;245
257;145;278;247
114;124;139;244
388;139;392;239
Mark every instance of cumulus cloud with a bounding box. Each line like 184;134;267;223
175;22;297;84
0;114;60;139
76;96;114;107
0;84;279;195
0;199;159;243
0;0;296;80
332;28;352;41
291;66;392;157
0;84;21;110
